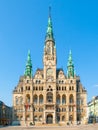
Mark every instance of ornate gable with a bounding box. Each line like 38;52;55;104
56;69;65;79
34;69;43;79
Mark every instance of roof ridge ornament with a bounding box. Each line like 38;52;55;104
49;6;51;18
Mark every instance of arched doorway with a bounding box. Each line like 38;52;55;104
69;115;73;122
46;114;53;124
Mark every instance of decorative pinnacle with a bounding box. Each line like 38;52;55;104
45;7;54;41
68;50;74;66
67;50;74;78
24;50;32;77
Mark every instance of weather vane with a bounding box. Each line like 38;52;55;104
49;6;51;17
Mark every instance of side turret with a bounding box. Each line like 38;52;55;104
24;50;32;77
67;50;74;78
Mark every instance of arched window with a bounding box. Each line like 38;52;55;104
20;97;23;104
21;87;23;92
28;86;30;90
39;115;42;121
69;106;73;112
70;80;73;83
69;86;71;90
56;95;60;104
15;97;18;105
69;115;73;121
26;94;30;103
62;116;65;121
56;108;60;112
34;116;38;121
27;80;29;83
47;92;53;103
69;94;74;103
33;95;38;104
72;86;74;90
33;87;35;90
39;95;43;104
57;115;60;122
39;80;41;84
62;95;66;104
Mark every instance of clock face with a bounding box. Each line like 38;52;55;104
47;68;53;76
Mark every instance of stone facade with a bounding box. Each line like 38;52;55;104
12;12;87;126
0;101;12;125
88;96;98;123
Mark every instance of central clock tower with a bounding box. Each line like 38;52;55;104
43;11;56;82
43;8;57;124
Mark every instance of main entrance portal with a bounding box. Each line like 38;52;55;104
46;114;53;124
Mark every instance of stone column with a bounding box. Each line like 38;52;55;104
66;106;69;124
43;109;46;123
73;105;77;124
53;112;55;124
66;92;69;124
23;105;26;126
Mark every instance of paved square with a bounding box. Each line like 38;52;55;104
0;124;98;130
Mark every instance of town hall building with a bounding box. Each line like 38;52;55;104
12;10;87;126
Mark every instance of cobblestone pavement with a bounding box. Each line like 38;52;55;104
0;124;98;130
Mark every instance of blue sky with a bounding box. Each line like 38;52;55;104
0;0;98;106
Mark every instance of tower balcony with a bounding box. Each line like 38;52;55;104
45;105;55;112
45;102;55;105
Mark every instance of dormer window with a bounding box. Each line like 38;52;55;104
70;80;73;83
36;80;41;84
27;80;29;83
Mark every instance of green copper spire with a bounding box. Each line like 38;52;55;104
24;50;32;77
45;7;54;41
67;50;74;78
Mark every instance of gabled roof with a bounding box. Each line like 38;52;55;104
34;68;44;78
56;68;65;78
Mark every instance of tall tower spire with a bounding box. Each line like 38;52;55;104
24;50;32;77
43;7;56;81
67;50;74;78
45;7;54;42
